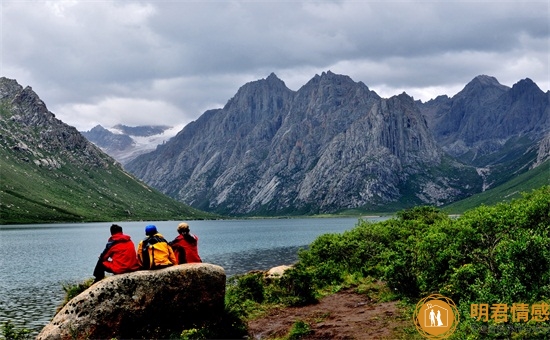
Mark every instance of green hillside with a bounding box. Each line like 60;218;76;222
442;160;549;213
0;147;215;224
0;85;215;224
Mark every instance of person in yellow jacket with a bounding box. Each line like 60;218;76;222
137;225;177;269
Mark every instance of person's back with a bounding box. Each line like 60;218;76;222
93;224;140;283
170;222;202;264
104;232;140;274
137;225;177;269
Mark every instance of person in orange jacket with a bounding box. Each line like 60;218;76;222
169;222;202;264
137;225;177;269
93;224;140;283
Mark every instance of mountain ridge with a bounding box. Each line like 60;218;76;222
2;72;547;221
126;72;500;215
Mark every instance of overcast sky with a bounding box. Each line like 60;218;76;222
2;1;549;132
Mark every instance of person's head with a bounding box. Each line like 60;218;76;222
110;224;123;235
145;225;158;236
177;222;190;234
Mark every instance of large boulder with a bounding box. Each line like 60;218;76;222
38;263;226;339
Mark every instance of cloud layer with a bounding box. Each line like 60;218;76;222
3;0;548;131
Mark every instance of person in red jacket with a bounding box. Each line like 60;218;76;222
169;222;202;264
93;224;140;283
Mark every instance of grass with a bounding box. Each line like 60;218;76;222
0;144;217;224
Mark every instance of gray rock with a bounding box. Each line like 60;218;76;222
37;263;226;340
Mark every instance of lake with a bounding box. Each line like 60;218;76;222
0;217;383;333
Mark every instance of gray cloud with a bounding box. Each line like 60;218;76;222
2;0;548;131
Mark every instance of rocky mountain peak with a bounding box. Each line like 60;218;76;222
266;72;285;85
473;74;503;87
455;75;509;100
508;77;544;99
81;124;179;165
0;79;111;170
0;77;24;100
306;70;357;87
224;72;294;112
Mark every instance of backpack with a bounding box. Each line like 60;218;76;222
141;235;169;269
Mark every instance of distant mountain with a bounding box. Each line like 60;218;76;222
419;75;548;159
0;77;213;224
418;75;549;189
126;72;484;216
81;124;177;165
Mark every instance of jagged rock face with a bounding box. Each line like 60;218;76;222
0;77;110;170
531;132;550;169
127;72;478;215
419;75;550;162
37;264;226;340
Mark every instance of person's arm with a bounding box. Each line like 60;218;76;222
167;244;177;265
137;241;143;267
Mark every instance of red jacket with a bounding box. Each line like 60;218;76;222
101;233;140;274
170;234;202;264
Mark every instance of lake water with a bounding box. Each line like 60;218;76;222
0;217;381;333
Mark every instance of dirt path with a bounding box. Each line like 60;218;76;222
247;289;412;339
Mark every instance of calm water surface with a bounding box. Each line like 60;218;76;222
0;217;382;333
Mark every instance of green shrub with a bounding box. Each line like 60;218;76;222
287;320;312;339
59;278;94;311
180;327;207;340
295;186;550;306
179;306;248;340
277;267;317;306
0;321;32;340
226;272;265;303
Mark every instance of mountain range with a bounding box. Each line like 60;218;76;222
2;71;548;223
125;71;549;216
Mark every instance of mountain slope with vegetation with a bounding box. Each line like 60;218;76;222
0;77;213;224
443;159;549;213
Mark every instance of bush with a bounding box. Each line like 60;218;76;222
287;320;312;339
233;272;265;303
0;321;32;340
277;267;317;306
294;186;550;306
59;278;94;311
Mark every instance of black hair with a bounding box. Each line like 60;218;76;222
110;224;123;235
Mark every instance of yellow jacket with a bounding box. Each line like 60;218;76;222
137;233;177;269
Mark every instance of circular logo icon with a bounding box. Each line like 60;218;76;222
413;294;459;339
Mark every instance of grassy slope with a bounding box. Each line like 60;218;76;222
0;146;216;224
442;159;549;213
